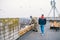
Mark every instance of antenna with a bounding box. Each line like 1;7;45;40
51;0;56;19
47;0;60;20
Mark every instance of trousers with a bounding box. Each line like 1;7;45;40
40;25;44;34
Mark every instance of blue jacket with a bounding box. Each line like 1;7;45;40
38;18;46;25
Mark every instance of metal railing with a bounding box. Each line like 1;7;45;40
46;17;60;20
0;18;20;40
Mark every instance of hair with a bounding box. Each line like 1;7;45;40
42;14;44;16
30;16;32;18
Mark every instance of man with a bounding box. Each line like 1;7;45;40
30;16;38;32
38;14;46;35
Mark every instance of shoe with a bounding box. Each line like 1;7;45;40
41;34;44;36
35;30;38;32
32;30;35;31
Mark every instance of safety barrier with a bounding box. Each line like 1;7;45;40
0;18;20;40
50;21;60;31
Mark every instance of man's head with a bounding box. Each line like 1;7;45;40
42;14;44;16
30;16;32;19
41;14;44;19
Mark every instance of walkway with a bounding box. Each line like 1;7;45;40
17;21;60;40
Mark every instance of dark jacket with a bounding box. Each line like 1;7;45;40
38;18;46;25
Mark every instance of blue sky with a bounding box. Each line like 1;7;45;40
0;0;60;18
